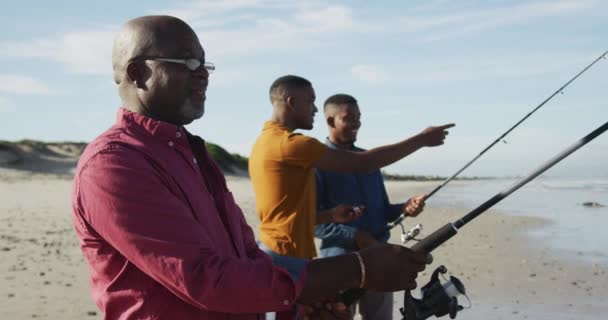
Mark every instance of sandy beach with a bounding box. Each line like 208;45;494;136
1;169;606;319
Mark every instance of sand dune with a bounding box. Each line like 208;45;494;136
0;141;84;175
0;140;249;177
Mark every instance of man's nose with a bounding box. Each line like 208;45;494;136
192;66;209;79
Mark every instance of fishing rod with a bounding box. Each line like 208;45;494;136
342;120;608;320
425;49;607;200
384;49;608;234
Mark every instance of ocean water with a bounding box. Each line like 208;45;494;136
430;176;608;261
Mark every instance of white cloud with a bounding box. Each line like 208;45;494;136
349;52;595;85
0;27;116;75
0;74;60;95
175;0;607;59
156;1;359;57
293;5;355;32
1;0;604;79
157;0;282;22
0;1;356;74
406;0;606;41
390;51;597;85
350;65;389;84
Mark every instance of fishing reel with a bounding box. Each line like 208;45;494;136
386;215;423;244
401;265;468;320
401;223;423;243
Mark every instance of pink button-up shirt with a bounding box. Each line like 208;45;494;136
72;108;305;319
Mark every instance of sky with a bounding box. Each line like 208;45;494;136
1;0;607;177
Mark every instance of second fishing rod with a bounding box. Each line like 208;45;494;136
341;119;608;319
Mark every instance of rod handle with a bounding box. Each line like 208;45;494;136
340;224;458;306
411;223;458;253
338;288;365;306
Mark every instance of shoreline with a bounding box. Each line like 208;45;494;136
380;180;607;320
0;173;605;319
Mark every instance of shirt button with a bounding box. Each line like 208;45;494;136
168;141;174;147
282;300;289;306
176;132;182;138
193;157;197;164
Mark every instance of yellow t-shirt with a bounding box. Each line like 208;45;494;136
249;121;327;258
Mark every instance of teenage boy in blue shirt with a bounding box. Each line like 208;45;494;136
315;94;428;320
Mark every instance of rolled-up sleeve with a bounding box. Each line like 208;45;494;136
314;223;358;248
74;147;304;314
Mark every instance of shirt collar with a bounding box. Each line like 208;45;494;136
117;108;188;146
324;137;360;151
263;120;293;133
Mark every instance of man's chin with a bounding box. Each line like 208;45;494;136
300;121;314;130
179;103;205;125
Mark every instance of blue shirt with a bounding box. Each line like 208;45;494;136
314;138;404;255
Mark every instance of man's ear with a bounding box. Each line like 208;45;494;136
285;95;296;110
326;116;335;128
126;62;145;88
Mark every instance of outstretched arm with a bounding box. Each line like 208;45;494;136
314;124;454;173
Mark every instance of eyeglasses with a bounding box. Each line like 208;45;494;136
135;57;215;73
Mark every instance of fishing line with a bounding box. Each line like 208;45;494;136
385;50;608;233
425;49;608;200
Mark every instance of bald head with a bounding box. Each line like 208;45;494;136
111;15;208;126
112;15;196;84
